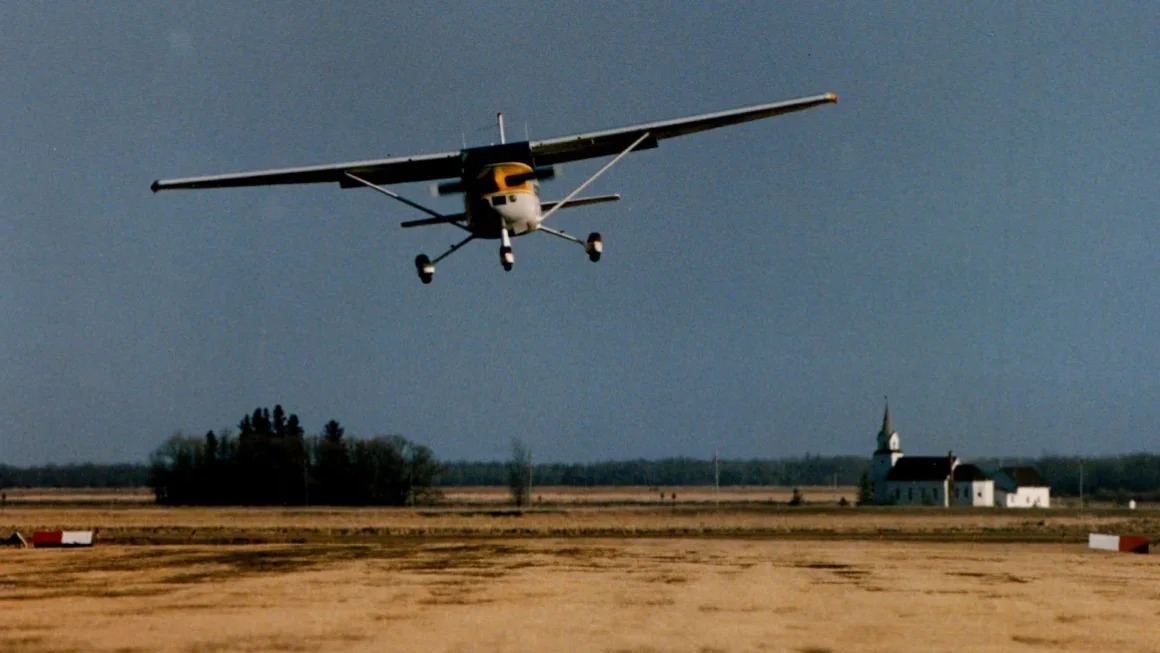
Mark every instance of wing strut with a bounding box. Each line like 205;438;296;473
343;172;445;219
538;131;652;225
343;172;469;232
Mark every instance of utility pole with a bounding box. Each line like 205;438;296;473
527;451;534;507
1079;460;1084;512
714;449;720;510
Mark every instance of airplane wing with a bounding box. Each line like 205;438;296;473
151;150;462;192
152;93;834;192
530;93;836;166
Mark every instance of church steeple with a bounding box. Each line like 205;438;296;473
875;396;900;454
879;396;892;440
871;396;904;504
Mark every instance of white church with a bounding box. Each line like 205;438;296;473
870;400;1050;508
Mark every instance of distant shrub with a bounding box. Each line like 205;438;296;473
788;487;804;506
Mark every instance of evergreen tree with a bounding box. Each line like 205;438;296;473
317;420;351;504
857;471;874;506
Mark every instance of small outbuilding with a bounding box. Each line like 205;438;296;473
952;463;994;507
994;467;1050;508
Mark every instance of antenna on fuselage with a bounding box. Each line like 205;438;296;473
497;112;506;144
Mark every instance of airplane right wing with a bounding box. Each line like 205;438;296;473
151;150;462;192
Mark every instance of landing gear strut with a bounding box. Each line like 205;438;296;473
538;225;606;263
414;234;475;284
500;227;514;271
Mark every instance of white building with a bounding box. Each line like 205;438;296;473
994;467;1050;508
883;455;958;506
952;464;994;507
869;399;1036;508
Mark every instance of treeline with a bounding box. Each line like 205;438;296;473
5;449;1160;502
148;406;444;506
975;454;1160;502
441;455;872;487
0;463;149;488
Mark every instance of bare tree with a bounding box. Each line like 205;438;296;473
506;438;533;508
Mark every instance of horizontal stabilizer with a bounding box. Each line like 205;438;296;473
540;194;620;212
401;213;465;229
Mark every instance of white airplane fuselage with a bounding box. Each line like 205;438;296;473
464;162;542;239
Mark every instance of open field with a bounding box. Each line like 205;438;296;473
3;538;1160;652
2;488;1159;652
0;486;1154;545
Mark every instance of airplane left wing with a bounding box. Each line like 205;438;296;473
531;93;836;166
151;150;462;192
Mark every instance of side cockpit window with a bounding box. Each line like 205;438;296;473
492;195;507;206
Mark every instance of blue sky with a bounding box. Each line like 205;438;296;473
2;3;1158;465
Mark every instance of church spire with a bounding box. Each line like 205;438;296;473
879;396;891;439
875;396;899;454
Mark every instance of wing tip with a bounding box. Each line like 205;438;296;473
826;92;838;104
150;180;161;193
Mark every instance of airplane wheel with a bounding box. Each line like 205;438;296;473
585;232;603;262
415;254;435;284
500;246;514;272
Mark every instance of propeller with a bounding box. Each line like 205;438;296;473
505;166;556;186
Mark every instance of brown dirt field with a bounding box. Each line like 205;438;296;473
1;500;1154;545
2;490;1157;651
2;538;1159;652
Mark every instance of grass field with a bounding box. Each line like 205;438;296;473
1;488;1158;652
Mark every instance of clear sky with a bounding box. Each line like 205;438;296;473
2;3;1158;466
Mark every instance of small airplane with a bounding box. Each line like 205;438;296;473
152;92;836;283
